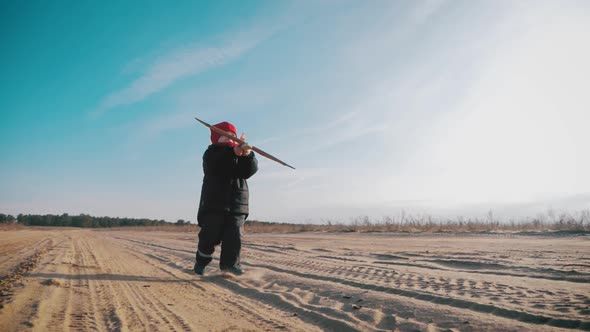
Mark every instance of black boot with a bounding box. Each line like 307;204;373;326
220;266;244;276
194;262;206;276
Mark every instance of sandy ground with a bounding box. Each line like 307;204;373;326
0;229;588;331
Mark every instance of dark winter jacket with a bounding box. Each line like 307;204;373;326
197;144;258;223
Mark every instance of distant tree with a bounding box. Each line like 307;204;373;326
60;213;72;227
4;213;166;228
71;215;82;227
80;214;93;228
176;219;186;225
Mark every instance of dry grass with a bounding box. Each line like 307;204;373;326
242;209;590;234
7;209;586;234
0;224;25;231
90;209;590;234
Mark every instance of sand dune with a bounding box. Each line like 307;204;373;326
0;229;588;331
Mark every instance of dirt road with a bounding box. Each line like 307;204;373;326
0;229;588;331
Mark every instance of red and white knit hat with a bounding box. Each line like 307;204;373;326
210;121;238;147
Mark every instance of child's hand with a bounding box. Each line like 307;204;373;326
240;143;252;156
239;133;252;155
233;133;251;156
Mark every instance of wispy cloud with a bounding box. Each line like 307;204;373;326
410;0;449;25
124;84;274;147
93;30;273;115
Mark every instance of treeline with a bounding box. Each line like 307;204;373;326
0;213;172;228
0;214;17;224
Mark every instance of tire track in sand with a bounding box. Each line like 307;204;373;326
111;234;315;332
112;232;590;331
111;234;427;331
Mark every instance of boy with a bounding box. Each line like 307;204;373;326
194;121;258;276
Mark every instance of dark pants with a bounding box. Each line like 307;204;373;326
196;214;245;269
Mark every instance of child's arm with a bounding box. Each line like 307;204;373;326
236;153;258;179
203;147;239;176
203;146;257;178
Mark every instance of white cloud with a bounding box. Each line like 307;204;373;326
395;1;590;206
248;1;590;222
411;0;448;25
94;30;273;115
78;1;590;223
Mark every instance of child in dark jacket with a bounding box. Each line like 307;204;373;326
194;121;258;276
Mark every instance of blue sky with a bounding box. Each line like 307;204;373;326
1;0;589;223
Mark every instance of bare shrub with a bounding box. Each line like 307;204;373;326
36;210;590;234
207;211;587;234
